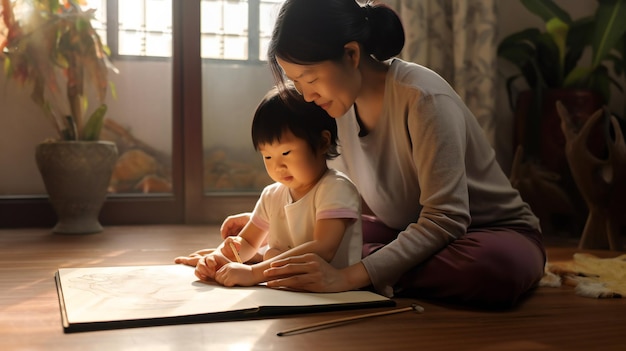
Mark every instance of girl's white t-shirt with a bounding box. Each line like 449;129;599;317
250;168;362;269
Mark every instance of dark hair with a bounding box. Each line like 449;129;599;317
268;0;404;91
251;87;339;160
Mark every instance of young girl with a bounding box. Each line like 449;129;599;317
176;87;362;287
217;0;546;308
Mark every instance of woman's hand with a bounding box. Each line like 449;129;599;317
174;248;216;267
220;212;252;239
263;253;369;293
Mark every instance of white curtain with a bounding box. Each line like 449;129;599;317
379;0;498;145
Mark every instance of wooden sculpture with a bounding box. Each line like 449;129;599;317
509;145;578;236
556;101;626;250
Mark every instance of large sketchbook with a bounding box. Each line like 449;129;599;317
55;264;394;333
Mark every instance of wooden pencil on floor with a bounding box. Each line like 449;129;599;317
276;304;424;336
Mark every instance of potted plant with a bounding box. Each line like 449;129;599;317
498;0;626;170
1;0;119;234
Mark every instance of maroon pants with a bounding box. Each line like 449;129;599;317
361;215;546;309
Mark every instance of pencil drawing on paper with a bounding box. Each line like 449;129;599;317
64;266;201;310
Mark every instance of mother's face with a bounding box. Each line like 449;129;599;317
276;46;362;118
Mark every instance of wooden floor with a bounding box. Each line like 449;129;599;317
1;225;624;351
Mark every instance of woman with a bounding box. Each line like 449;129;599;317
222;0;546;308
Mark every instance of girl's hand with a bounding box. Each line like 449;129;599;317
263;253;356;293
195;253;230;281
220;212;252;239
215;262;257;287
174;248;216;267
220;236;242;262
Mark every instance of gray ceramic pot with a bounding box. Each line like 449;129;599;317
35;141;118;234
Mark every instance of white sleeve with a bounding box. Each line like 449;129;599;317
314;171;360;220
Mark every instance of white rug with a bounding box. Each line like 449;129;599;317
539;253;626;298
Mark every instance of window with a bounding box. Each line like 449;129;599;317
116;0;172;57
200;1;284;196
90;0;283;61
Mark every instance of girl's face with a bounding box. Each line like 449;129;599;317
277;52;361;118
259;129;329;201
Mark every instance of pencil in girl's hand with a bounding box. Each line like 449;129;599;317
229;242;243;263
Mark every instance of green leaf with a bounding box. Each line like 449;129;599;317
563;66;594;87
109;81;118;100
498;28;542;50
565;18;594;74
587;66;612;103
76;17;89;32
498;40;535;65
497;28;542;87
546;18;568;58
545;18;569;82
62;116;78;141
48;0;61;13
592;0;626;68
521;0;572;24
3;56;11;76
534;33;561;86
82;104;108;141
